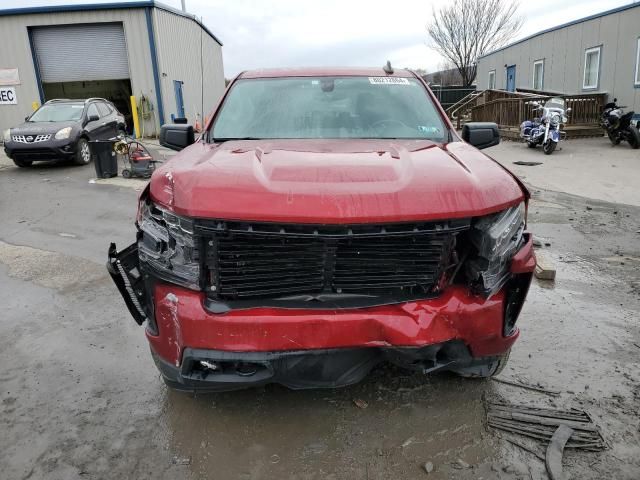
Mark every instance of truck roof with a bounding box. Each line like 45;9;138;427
238;67;416;79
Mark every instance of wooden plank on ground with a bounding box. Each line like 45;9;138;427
535;251;556;280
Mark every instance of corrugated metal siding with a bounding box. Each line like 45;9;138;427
32;23;130;82
476;6;640;111
152;8;225;127
0;8;156;132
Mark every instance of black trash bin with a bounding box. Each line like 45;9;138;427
90;140;118;178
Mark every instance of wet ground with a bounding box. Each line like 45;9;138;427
0;140;639;479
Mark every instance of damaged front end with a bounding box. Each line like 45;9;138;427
107;189;534;392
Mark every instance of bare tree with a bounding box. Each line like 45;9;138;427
427;0;523;87
437;61;459;86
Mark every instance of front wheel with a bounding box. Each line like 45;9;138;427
453;350;511;378
608;131;621;145
543;140;556;155
626;126;640;149
74;138;91;165
13;159;33;168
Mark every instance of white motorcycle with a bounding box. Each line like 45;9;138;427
520;97;571;155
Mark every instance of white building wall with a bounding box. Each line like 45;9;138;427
152;8;225;129
0;8;157;133
476;5;640;111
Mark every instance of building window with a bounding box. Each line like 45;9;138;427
583;46;601;89
488;70;496;89
635;38;640;86
533;60;544;90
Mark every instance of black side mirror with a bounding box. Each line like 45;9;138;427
160;123;195;151
87;114;100;122
461;122;500;150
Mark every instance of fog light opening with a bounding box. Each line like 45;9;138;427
235;362;259;377
199;360;221;372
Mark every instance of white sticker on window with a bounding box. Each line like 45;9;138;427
368;77;410;85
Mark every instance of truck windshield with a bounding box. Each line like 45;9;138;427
212;76;447;141
29;104;85;122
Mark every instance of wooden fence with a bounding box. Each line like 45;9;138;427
471;92;606;127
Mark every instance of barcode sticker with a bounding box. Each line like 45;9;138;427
368;77;410;85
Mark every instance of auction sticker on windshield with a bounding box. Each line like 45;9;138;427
368;77;410;85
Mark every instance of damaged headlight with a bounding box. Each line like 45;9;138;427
466;203;525;297
137;200;200;290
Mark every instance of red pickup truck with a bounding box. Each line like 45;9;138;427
108;67;535;392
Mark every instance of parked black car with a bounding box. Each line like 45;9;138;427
3;98;126;167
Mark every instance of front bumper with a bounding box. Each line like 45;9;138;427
151;341;500;392
4;138;76;162
107;235;535;391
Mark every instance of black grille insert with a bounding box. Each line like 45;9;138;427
196;219;470;303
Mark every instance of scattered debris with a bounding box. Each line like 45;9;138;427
492;377;560;396
270;454;280;464
632;343;640;349
546;425;574;480
486;402;605;451
353;398;369;409
535;251;556;281
502;436;545;461
513;161;543;166
532;236;551;248
423;461;434;474
455;458;470;469
401;437;415;448
58;232;77;238
170;456;191;466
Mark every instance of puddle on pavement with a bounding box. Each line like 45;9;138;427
161;371;501;479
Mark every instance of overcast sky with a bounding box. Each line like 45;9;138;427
0;0;635;76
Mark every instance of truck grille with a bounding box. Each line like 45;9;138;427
196;219;470;302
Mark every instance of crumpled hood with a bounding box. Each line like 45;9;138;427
150;139;524;223
10;121;77;136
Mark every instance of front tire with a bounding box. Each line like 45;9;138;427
74;137;91;165
453;349;511;378
608;131;621;145
543;140;556;155
13;159;33;168
626;126;640;149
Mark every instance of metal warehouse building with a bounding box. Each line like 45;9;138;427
0;1;225;135
477;3;640;111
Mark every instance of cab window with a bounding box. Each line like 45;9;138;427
97;102;111;117
87;103;100;119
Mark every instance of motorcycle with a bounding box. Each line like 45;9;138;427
600;98;640;149
520;97;570;155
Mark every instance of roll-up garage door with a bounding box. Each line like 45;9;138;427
31;23;130;82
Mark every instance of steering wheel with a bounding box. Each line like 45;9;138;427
370;118;412;133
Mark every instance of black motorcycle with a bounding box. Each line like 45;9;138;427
600;98;640;149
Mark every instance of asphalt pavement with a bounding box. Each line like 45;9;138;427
1;139;639;480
